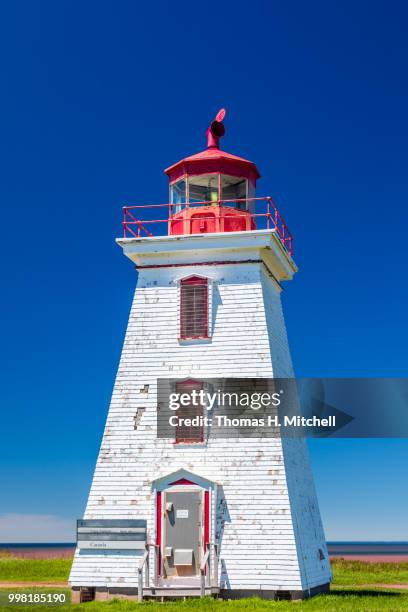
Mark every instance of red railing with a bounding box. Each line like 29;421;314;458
122;197;293;256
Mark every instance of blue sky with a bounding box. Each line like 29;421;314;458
0;0;407;541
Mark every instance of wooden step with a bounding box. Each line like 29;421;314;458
143;586;219;598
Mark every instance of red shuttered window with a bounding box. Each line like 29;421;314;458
180;276;208;339
175;379;204;444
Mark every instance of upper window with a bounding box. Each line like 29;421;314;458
180;276;208;339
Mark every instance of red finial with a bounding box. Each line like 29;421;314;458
206;108;226;149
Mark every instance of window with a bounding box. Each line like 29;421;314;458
180;276;208;339
170;179;187;212
188;174;219;206
221;175;248;210
175;379;204;443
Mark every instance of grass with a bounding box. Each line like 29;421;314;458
2;556;408;586
1;590;408;611
0;553;71;582
331;558;408;585
0;557;408;610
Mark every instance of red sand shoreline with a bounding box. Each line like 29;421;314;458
0;547;74;559
1;547;408;563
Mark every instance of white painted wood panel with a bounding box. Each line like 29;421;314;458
69;250;331;592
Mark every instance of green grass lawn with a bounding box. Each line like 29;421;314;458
1;557;408;586
0;555;71;582
0;557;408;610
331;558;408;585
0;589;408;611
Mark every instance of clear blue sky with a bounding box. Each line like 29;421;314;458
0;0;407;542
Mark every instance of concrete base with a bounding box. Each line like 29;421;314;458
71;582;330;602
220;582;330;600
71;587;139;604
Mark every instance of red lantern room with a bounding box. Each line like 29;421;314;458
122;109;293;256
165;109;260;235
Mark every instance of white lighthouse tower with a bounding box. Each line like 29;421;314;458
69;110;331;602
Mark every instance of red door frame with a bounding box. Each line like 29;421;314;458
156;479;210;577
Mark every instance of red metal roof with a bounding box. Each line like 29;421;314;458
164;147;261;182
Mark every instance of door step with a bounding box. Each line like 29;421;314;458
143;586;219;598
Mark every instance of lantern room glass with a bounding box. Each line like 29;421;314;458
170;179;187;212
221;175;248;210
188;174;219;206
170;174;250;211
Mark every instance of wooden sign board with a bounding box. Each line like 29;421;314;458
77;519;147;550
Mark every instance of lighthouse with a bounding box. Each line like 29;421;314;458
69;111;331;602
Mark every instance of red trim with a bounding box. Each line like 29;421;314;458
156;491;162;574
169;478;196;486
157;485;211;578
180;276;208;285
204;490;210;549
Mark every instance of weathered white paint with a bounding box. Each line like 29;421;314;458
69;231;331;592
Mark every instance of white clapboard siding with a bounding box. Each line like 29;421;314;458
69;257;331;592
